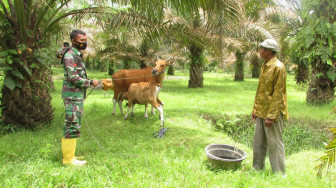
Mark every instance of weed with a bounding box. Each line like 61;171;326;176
1;124;17;134
38;144;52;159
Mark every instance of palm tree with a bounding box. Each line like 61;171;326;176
277;0;309;84
0;0;103;128
231;0;300;82
103;0;242;88
292;0;336;104
249;51;263;78
226;11;277;81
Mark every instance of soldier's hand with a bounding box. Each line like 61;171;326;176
92;80;99;86
265;118;274;127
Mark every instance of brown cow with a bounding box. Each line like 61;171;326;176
112;58;169;115
123;82;164;126
101;79;113;97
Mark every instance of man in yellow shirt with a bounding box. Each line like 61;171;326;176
252;39;289;174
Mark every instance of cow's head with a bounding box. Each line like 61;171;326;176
152;56;170;76
121;91;128;101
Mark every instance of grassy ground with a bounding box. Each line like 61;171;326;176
0;69;336;187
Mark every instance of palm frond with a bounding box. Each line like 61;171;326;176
0;0;9;16
47;0;72;23
100;10;206;48
24;0;33;25
32;0;58;35
14;0;27;41
41;7;106;37
243;21;276;41
0;9;6;20
260;6;299;24
316;127;336;178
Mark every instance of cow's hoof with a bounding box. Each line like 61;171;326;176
131;114;134;117
124;117;128;120
144;116;148;119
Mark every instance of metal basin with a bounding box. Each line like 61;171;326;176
205;144;247;170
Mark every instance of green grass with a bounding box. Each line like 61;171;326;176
0;69;336;187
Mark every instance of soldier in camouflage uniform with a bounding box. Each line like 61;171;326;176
56;42;70;59
61;30;98;166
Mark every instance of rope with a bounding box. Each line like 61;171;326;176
107;68;166;81
82;112;107;150
108;72;165;81
59;108;107;151
58;69;167;149
110;75;153;81
85;86;96;99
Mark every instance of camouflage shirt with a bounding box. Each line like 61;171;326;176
62;47;90;100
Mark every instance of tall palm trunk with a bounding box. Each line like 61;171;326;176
167;65;174;75
1;64;53;128
234;52;244;81
306;60;334;104
124;59;131;69
108;61;115;76
251;53;261;78
139;60;147;69
295;61;309;84
188;44;204;88
219;10;226;68
139;38;149;69
99;58;106;72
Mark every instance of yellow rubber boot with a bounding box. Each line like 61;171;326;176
61;138;87;166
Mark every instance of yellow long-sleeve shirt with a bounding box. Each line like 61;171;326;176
252;56;289;120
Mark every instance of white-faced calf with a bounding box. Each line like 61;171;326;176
101;79;113;97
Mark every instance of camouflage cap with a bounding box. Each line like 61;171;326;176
259;39;279;52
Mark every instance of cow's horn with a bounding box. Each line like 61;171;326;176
156;55;159;60
166;56;171;61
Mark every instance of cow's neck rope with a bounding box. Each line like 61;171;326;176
110;75;154;80
110;71;166;81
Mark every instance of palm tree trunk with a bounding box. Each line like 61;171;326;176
219;10;226;68
306;60;335;104
140;38;149;69
251;54;261;78
139;60;147;69
167;65;174;75
1;67;54;128
92;57;96;70
108;61;115;76
100;59;107;72
234;52;244;81
124;60;131;69
295;61;309;84
188;44;204;88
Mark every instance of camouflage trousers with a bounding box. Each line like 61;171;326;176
63;99;84;138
